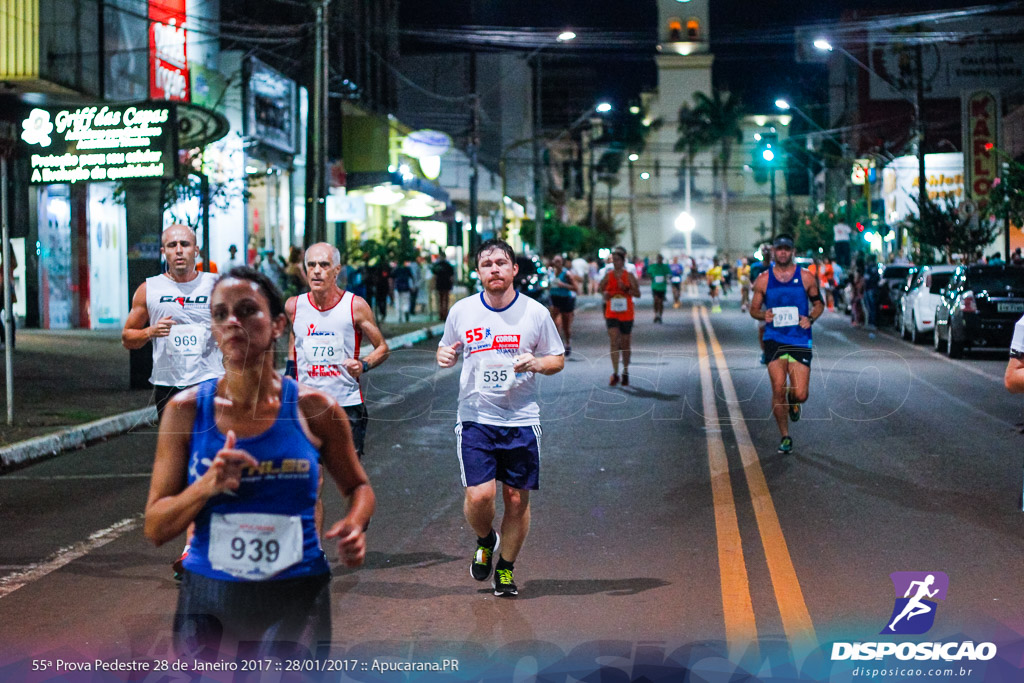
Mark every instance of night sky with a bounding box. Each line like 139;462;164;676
400;0;981;114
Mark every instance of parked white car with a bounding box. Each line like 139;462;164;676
899;264;957;343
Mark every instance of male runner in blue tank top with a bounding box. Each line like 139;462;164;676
749;234;824;454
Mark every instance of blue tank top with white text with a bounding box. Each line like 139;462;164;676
182;377;329;581
764;265;812;348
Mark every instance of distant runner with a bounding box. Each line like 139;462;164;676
749;234;823;454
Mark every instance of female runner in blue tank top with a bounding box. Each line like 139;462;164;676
144;267;375;659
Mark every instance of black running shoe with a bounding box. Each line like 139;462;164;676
787;390;801;422
778;436;793;454
470;533;499;581
493;567;518;597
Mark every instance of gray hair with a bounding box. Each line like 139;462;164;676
305;242;342;267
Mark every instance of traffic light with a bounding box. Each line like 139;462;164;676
752;132;779;184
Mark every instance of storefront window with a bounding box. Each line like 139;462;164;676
38;187;73;329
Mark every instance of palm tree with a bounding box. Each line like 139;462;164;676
675;101;715;211
693;90;744;253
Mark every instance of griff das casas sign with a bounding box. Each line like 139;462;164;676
20;104;177;184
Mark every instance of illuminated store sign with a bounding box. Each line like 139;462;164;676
150;0;190;101
21;104;176;184
246;57;296;153
963;90;1000;210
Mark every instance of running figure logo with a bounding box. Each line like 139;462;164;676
881;571;948;635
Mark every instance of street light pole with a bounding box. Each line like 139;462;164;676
532;54;545;256
627;154;638;256
912;41;927;259
814;38;924;259
469;51;480;256
769;164;777;239
307;0;330;246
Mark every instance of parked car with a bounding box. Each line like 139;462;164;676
933;264;1024;357
876;264;915;324
899;265;956;344
891;267;919;331
515;254;549;305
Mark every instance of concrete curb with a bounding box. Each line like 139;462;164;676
0;323;449;471
0;407;158;470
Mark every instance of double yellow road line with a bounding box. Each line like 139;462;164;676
692;305;817;661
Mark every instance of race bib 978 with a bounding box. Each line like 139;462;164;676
772;306;800;327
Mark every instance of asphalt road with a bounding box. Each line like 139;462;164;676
1;294;1022;682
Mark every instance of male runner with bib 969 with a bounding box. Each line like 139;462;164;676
123;224;224;580
749;234;823;454
436;239;564;597
122;224;224;416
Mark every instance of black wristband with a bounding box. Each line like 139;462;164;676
361;360;370;373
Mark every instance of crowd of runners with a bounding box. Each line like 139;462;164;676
129;225;830;656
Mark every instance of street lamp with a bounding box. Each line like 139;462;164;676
814;36;925;257
675;210;695;255
531;30;577;256
627;153;640;255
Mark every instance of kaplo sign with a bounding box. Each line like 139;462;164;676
963;90;1000;211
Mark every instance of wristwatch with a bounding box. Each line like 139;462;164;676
361;360;371;374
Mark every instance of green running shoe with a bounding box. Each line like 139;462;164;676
493;567;519;597
778;436;793;454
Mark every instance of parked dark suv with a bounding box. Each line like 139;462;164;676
876;264;915;324
933;265;1024;357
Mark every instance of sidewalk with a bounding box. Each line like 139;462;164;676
0;312;446;470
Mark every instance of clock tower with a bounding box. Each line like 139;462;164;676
637;0;715;256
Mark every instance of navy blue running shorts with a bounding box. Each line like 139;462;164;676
456;421;541;490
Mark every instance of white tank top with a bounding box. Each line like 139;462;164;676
292;291;363;407
145;272;224;387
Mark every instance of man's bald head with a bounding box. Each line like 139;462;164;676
160;224;199;280
161;223;197;248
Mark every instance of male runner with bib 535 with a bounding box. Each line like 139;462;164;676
749;234;823;454
436;239;564;597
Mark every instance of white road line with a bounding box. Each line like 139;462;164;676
1;473;152;481
0;515;142;600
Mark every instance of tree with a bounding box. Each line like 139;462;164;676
990;161;1024;230
906;198;999;262
693;90;744;253
675;102;714;200
522;208;621;258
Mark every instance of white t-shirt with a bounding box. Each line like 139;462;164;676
441;291;564;426
834;222;852;242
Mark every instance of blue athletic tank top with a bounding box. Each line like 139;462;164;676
764;265;812;348
549;269;575;299
182;377;329;581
